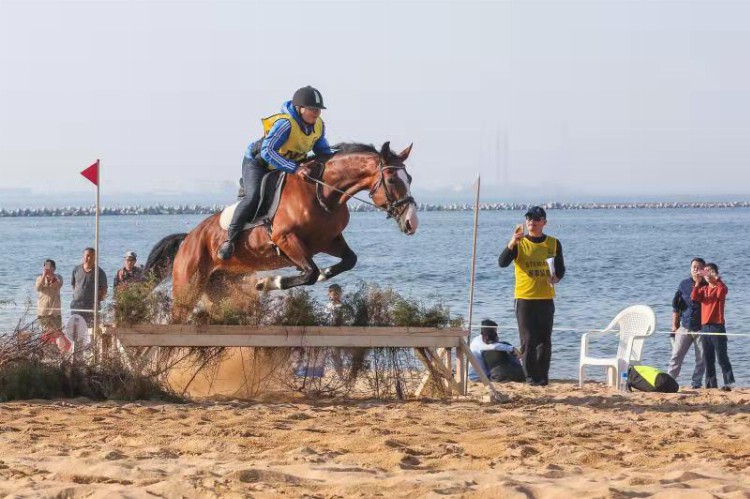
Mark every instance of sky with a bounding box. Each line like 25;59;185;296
1;0;749;203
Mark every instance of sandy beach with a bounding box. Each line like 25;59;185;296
0;381;747;498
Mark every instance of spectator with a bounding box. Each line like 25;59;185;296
667;257;706;389
469;319;525;383
324;284;352;326
323;284;359;376
498;206;565;386
35;259;63;331
70;247;108;327
113;251;144;293
691;263;735;391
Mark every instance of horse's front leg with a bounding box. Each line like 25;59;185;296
317;235;358;283
256;232;320;291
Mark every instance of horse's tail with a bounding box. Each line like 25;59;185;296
144;233;188;284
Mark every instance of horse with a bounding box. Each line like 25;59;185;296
144;141;418;321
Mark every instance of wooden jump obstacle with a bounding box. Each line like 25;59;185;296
108;325;501;400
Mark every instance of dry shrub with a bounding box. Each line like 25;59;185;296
271;283;460;399
0;315;177;402
111;277;171;326
347;283;463;328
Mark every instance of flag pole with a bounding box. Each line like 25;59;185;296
465;174;481;395
92;159;101;359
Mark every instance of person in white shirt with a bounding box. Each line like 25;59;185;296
469;319;525;382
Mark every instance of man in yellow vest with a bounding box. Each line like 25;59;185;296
218;86;333;260
498;206;566;386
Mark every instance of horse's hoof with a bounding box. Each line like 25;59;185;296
255;276;281;292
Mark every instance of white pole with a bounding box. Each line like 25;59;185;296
92;159;100;354
465;174;481;395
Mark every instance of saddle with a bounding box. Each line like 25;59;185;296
219;170;287;231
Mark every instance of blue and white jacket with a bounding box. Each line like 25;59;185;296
244;100;333;173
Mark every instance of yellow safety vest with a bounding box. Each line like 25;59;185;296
514;235;558;300
261;113;323;167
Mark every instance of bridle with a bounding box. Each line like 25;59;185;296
304;157;415;219
368;158;415;219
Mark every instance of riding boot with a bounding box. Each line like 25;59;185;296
217;226;241;260
217;156;266;260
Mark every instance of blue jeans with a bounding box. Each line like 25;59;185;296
701;324;735;388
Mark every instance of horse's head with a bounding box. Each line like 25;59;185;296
368;142;419;235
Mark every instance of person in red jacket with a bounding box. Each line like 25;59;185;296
691;263;735;391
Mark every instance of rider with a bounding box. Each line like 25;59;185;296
217;86;333;260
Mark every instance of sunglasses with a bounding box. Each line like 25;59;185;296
525;215;543;221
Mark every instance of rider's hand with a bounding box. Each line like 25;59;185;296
296;160;317;178
296;165;312;178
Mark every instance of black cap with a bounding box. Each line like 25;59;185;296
292;86;326;109
480;319;499;343
524;206;547;219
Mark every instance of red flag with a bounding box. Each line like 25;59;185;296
80;160;99;186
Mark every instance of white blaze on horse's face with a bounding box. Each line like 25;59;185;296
395;168;418;235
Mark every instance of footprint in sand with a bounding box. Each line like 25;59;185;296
383;439;406;449
399;455;421;469
287;412;314;421
659;470;711;485
102;450;126;460
286;446;341;464
432;481;477;495
228;468;320;486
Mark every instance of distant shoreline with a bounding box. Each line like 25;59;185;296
1;201;750;217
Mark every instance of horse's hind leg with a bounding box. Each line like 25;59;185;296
256;232;319;291
317;235;357;282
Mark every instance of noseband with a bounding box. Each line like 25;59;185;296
369;159;415;219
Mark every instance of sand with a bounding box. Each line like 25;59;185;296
0;382;748;498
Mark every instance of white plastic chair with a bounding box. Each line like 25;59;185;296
579;305;656;389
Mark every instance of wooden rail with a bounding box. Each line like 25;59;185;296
107;325;501;400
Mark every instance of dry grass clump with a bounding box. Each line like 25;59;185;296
0;315;177;402
110;276;172;326
347;283;462;328
263;284;461;399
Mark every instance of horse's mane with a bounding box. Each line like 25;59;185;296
331;142;379;155
311;142;379;163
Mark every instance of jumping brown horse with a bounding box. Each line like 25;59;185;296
145;142;418;320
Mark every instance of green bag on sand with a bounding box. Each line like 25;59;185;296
627;365;679;393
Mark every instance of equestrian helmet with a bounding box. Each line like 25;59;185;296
292;86;326;109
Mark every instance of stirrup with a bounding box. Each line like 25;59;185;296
217;240;235;260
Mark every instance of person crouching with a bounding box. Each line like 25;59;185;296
469;319;526;383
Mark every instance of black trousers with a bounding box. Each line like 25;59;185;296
515;299;555;382
227;156;267;242
701;323;735;387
